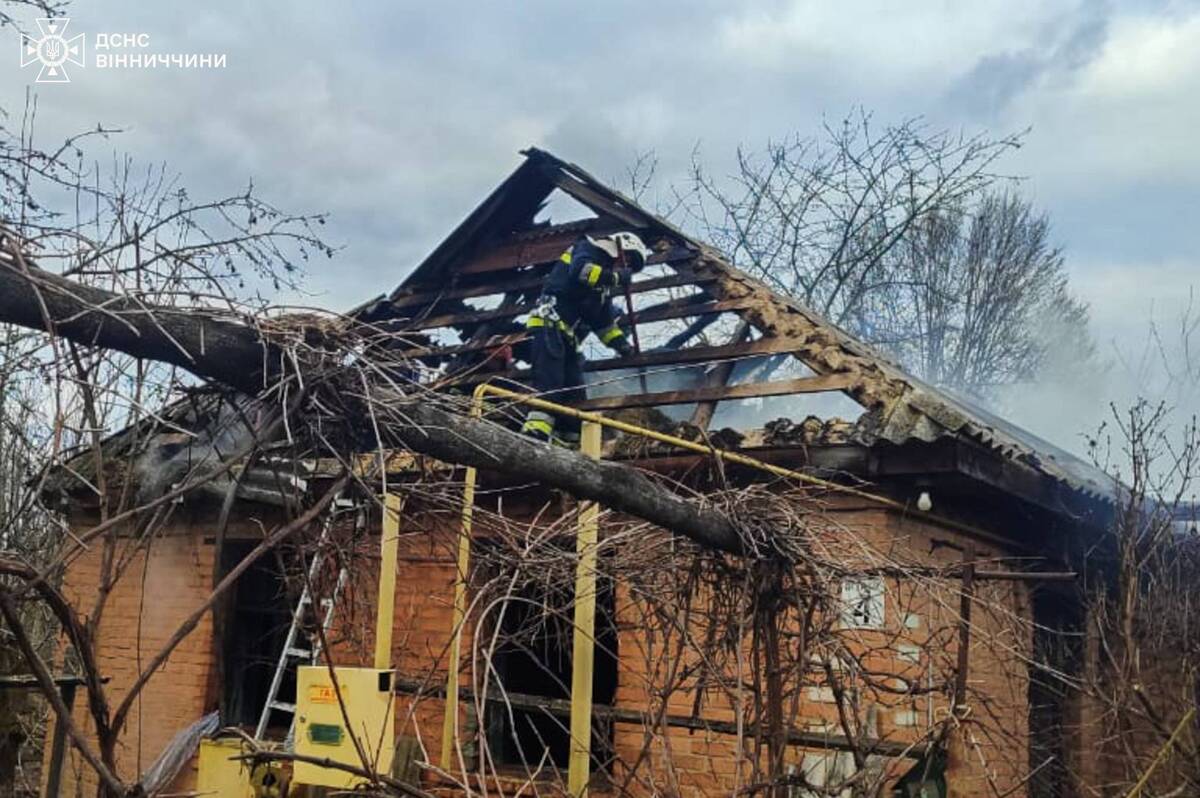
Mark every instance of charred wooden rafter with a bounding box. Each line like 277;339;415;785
444;336;811;387
616;296;757;327
459;240;693;276
387;271;712;333
587;336;802;372
574;374;855;412
390;269;713;312
548;173;649;229
392;292;755;335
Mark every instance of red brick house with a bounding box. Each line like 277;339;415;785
43;149;1116;797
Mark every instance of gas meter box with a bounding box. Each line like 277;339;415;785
197;738;287;797
294;666;395;788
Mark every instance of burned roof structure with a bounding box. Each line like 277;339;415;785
349;147;1113;534
41;146;1115;548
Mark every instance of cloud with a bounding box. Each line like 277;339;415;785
1003;7;1200;193
941;8;1107;117
717;1;1052;80
2;0;1197;462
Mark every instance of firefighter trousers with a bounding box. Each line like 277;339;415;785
523;325;585;442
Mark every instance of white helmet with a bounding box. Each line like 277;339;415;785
588;231;651;270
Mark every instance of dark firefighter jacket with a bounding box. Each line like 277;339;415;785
527;236;633;348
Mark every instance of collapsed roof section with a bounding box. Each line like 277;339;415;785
353;147;1111;503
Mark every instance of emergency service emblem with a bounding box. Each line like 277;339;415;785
20;18;84;83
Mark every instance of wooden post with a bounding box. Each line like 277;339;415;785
763;607;786;798
440;463;477;771
755;562;787;798
374;493;402;670
568;421;602;797
946;546;976;794
44;680;76;798
953;548;975;709
440;388;489;771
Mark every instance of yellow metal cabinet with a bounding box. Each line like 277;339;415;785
197;738;252;798
293;666;395;788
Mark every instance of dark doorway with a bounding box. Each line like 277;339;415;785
220;542;294;729
1028;586;1084;798
485;572;618;776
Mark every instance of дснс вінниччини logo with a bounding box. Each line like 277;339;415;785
19;20;227;80
20;18;84;83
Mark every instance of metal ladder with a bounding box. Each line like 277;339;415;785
253;499;354;742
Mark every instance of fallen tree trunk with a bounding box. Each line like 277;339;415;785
0;246;271;393
388;400;740;551
0;252;743;552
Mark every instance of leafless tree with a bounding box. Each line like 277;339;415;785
673;111;1092;399
0;0;65;32
1053;399;1200;796
1134;288;1200;412
1037;292;1197;796
0;66;331;791
881;192;1093;399
0;325;60;794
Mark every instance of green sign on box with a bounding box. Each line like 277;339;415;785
308;723;344;746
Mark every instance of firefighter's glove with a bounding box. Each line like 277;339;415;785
611;336;635;357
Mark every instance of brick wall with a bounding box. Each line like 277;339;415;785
597;504;1032;797
44;521;219;796
44;495;1035;797
325;516;463;767
375;501;1033;797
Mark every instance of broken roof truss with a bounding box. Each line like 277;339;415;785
40;147;1113;515
353;148;911;430
350;147;1113;502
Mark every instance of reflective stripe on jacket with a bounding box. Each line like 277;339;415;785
534;236;632;350
526;314;578;345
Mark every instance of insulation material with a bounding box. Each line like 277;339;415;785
140;710;219;795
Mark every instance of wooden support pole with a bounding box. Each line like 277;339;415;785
953;547;976;709
568;421;602;797
439;465;476;771
440;395;485;771
945;546;976;794
374;494;402;670
44;680;77;798
755;562;788;798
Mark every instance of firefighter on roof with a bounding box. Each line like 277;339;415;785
522;231;650;446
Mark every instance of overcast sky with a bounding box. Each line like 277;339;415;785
5;0;1198;458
